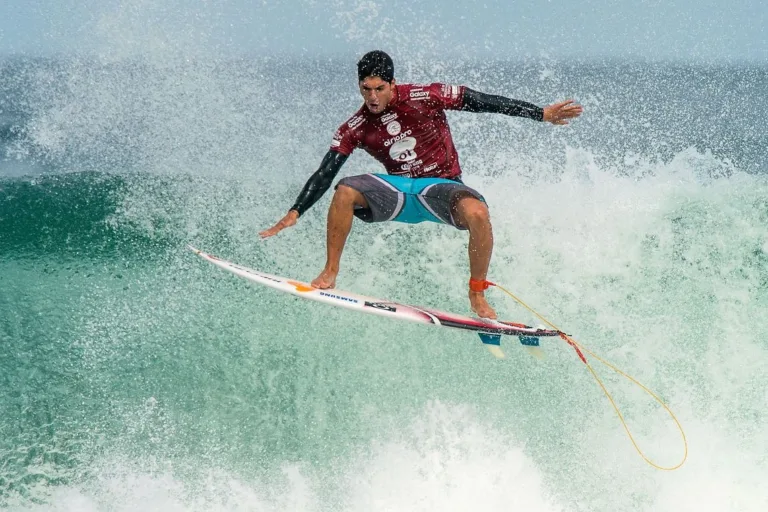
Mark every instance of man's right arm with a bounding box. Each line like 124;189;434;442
289;150;349;216
259;150;349;239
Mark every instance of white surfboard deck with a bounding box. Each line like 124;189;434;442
189;246;561;358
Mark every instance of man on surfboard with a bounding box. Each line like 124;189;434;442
260;51;582;319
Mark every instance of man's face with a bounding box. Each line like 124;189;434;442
359;76;395;114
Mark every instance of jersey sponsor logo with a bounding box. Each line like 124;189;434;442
380;112;398;123
386;121;401;136
400;159;423;171
320;291;359;304
389;137;418;163
383;129;412;147
409;90;430;100
423;163;438;173
347;115;364;129
364;301;397;313
441;84;460;99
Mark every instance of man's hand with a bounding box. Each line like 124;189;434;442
543;100;583;125
260;210;300;239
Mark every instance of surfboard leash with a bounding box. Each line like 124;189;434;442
477;279;688;471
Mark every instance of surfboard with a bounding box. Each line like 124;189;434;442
189;246;562;358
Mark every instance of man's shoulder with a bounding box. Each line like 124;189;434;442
396;82;443;90
332;105;370;152
396;82;463;106
339;105;370;131
397;82;437;99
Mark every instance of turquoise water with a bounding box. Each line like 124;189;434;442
2;42;768;512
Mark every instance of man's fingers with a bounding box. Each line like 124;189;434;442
544;100;583;124
554;105;583;121
259;224;282;238
259;215;298;239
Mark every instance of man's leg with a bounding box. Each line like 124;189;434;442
311;185;368;289
453;195;496;319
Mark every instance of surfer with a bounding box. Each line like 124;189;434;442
260;50;582;319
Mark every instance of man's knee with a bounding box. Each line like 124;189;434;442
455;197;491;227
333;185;368;208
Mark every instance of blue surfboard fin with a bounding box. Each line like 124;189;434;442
519;336;545;360
478;332;505;359
518;336;540;347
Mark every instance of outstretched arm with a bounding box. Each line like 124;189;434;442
461;88;583;125
259;150;349;238
461;87;544;120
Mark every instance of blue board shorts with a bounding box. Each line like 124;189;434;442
336;173;486;230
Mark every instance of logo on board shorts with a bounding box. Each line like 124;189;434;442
386;121;401;136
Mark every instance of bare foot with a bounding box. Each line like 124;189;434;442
311;268;338;289
469;291;497;319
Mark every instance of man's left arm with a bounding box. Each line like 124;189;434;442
460;88;583;125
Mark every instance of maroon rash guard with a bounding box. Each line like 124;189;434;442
330;83;466;179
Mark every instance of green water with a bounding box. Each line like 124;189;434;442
2;166;767;510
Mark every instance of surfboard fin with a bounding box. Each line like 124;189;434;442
477;333;546;360
519;336;545;360
477;333;505;359
524;346;545;360
518;335;540;347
